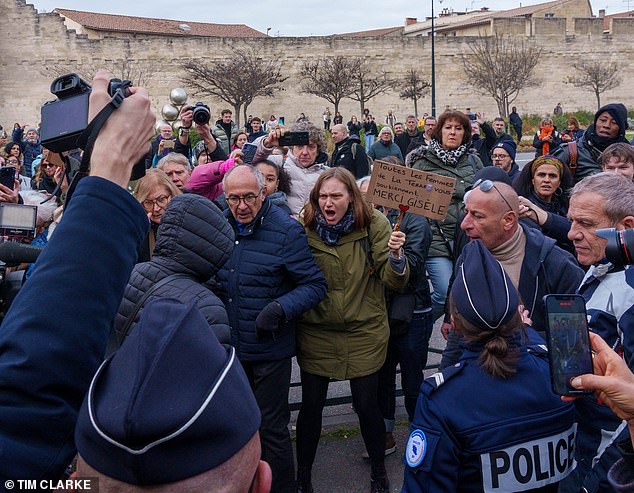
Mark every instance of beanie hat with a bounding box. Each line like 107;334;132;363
492;140;516;161
194;141;208;160
75;299;261;485
595;103;628;137
451;240;519;330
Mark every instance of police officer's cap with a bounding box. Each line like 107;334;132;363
75;298;261;485
451;240;519;330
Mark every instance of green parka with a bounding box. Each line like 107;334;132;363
297;209;409;380
410;147;482;258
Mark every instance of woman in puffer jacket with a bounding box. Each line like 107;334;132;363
114;194;234;347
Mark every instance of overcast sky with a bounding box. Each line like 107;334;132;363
30;0;626;36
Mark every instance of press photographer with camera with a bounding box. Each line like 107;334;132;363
0;69;155;478
559;172;634;493
172;102;229;165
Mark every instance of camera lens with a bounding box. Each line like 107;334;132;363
192;104;210;125
596;228;634;267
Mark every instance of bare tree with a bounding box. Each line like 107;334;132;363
42;59;154;87
566;60;622;110
396;69;431;118
461;35;542;118
299;56;361;114
182;49;287;126
349;64;393;116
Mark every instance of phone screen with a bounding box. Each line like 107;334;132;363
544;295;593;396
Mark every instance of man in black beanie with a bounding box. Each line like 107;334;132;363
554;103;630;183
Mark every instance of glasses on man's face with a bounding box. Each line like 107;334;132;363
142;195;170;211
226;193;260;207
491;153;510;161
473;179;513;211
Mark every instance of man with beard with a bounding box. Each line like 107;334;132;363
553;103;630;183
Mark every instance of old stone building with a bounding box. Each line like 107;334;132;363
2;0;634;127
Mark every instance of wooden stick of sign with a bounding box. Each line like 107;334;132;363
393;204;409;232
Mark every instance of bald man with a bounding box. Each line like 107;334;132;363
330;123;370;179
440;180;583;367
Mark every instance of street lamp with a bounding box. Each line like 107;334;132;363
430;0;442;117
266;27;271;36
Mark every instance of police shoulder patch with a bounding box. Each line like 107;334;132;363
406;429;428;468
423;362;464;395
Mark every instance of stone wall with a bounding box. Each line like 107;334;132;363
1;0;633;129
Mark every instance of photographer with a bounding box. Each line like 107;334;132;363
173;104;228;165
0;70;154;478
560;172;634;493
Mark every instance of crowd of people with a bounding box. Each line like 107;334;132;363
0;73;633;493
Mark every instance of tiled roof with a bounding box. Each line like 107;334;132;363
333;26;403;37
54;8;266;38
602;10;634;30
436;0;565;33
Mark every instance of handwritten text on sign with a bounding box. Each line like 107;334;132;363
367;160;457;221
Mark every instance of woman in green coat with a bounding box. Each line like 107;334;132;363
295;167;409;493
408;110;482;322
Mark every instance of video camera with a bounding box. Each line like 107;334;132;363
0;204;43;319
39;73;146;185
596;228;634;267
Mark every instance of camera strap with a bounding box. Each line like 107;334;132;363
64;89;127;207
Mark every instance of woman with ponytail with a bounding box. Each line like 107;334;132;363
402;240;575;493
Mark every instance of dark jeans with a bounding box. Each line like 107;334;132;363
241;358;295;493
296;370;385;470
378;311;434;424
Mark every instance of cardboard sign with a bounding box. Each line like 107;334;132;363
366;160;457;221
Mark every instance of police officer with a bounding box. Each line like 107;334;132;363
402;241;575;492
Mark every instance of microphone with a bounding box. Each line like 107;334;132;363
0;241;43;265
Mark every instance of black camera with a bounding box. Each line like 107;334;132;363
596;228;634;267
40;74;131;153
192;102;211;125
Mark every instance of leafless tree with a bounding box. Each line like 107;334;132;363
349;63;393;116
461;35;542;118
299;56;361;115
42;59;154;87
396;69;431;118
566;60;622;110
182;49;287;126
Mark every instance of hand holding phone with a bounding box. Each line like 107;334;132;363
241;143;257;165
544;294;594;396
162;139;175;150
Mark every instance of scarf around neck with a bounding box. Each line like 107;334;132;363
585;124;628;152
429;139;467;166
538;126;554;155
315;207;355;245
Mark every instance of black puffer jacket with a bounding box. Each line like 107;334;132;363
115;194;234;344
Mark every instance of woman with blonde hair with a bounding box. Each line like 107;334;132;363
134;169;181;261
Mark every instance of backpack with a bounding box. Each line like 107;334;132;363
567;140;578;176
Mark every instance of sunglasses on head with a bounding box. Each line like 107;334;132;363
472;179;513;212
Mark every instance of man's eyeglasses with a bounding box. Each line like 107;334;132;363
226;193;260;206
142;195;170;210
491;154;510;161
473;179;513;212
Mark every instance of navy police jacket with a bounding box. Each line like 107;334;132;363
402;331;575;493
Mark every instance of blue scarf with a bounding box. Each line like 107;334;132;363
316;207;355;246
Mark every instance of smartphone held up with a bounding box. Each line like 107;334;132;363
544;294;593;396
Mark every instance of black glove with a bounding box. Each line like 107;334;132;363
255;301;285;340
